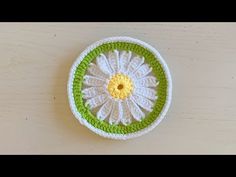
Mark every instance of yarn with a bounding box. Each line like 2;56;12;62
68;36;172;140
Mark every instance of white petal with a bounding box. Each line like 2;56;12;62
135;76;159;87
126;56;144;74
96;53;113;75
83;75;105;86
126;97;145;121
131;64;152;79
108;50;119;73
85;94;108;109
97;98;113;121
109;101;122;125
134;87;158;101
131;94;154;112
119;50;132;73
87;63;108;79
120;101;132;125
82;87;105;99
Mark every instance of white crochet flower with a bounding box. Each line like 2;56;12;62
82;50;159;125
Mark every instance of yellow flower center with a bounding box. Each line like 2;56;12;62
107;73;133;100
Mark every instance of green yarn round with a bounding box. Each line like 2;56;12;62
72;42;168;134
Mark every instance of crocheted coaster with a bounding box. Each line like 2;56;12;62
68;36;172;140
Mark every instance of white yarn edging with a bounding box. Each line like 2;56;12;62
67;36;172;140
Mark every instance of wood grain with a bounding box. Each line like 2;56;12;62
0;23;236;154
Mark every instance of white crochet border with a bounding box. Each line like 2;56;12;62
67;36;172;140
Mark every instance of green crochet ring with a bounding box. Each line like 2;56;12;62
68;36;172;140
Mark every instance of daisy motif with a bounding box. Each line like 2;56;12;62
82;50;159;125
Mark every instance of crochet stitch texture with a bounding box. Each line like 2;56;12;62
68;36;172;140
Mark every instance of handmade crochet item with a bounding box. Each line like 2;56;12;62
68;36;172;140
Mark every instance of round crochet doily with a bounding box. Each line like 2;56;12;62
68;36;172;140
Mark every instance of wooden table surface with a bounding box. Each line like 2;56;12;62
0;23;236;154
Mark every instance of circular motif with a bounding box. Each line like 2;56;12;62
107;73;133;100
68;36;172;140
